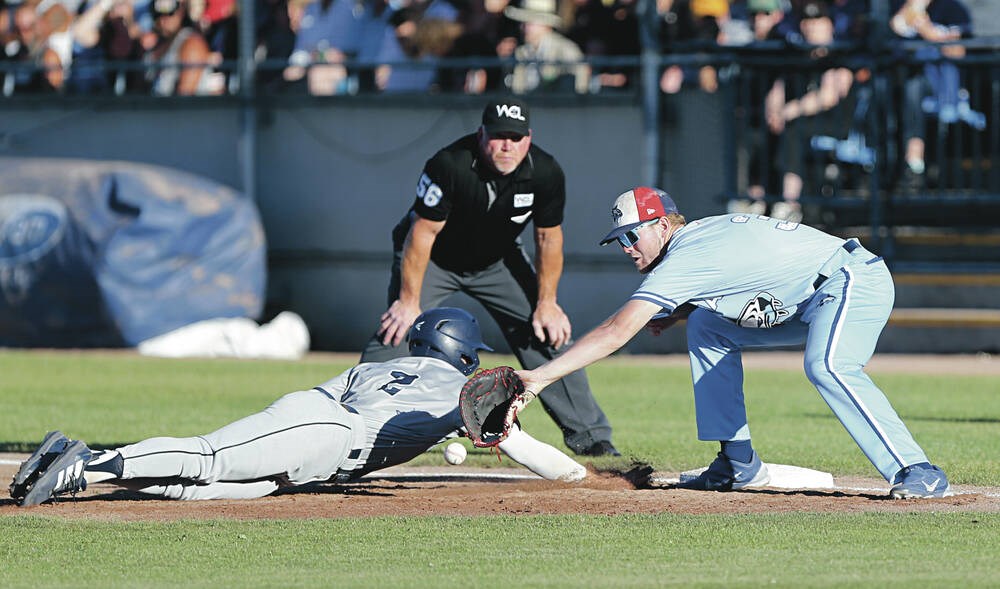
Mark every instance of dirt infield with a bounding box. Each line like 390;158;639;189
2;351;997;521
2;460;998;521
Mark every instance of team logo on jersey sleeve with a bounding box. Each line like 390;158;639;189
736;292;789;328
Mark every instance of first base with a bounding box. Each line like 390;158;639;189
663;463;834;490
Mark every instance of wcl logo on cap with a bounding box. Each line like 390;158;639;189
496;104;526;121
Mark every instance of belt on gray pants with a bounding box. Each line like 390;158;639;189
333;402;366;483
812;240;861;290
312;386;368;483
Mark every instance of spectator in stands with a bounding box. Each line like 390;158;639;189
830;0;867;42
748;0;789;42
351;0;409;93
736;0;867;211
659;0;750;95
766;0;862;221
505;0;589;94
684;0;726;92
69;0;147;94
715;0;753;46
436;0;520;93
143;0;219;95
37;1;73;79
2;2;65;93
656;0;689;45
197;0;237;91
889;0;974;193
566;0;640;91
255;0;303;91
566;0;612;58
283;0;365;95
729;0;788;214
366;7;464;93
0;5;11;51
197;0;234;33
461;0;520;54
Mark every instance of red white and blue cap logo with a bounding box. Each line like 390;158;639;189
600;187;678;245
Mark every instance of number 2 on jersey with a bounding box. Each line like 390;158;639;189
379;371;419;395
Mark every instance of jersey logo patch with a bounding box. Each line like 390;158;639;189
416;173;442;207
514;193;534;207
510;211;533;223
736;292;789;328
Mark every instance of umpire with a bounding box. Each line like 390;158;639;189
360;97;618;456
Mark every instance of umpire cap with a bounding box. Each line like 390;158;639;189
482;98;530;137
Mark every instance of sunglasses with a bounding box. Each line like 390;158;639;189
617;219;659;248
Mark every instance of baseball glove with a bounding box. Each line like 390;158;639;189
459;366;532;447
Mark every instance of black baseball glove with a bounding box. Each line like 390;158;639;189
459;366;532;447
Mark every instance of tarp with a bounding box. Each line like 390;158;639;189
0;157;266;347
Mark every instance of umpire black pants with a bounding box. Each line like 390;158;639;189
359;245;613;453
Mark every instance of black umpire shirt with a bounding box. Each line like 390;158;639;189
392;133;566;273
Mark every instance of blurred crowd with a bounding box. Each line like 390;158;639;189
729;0;989;220
0;0;992;97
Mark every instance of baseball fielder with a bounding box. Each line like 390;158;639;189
11;308;586;505
512;186;952;499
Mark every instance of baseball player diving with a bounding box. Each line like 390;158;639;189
10;307;586;506
511;186;952;499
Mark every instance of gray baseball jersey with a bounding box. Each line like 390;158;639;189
112;356;470;500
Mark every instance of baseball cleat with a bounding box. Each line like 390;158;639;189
19;440;92;507
9;431;71;500
889;463;953;499
579;440;621;457
677;451;770;491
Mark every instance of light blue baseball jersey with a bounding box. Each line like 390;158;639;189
632;214;846;326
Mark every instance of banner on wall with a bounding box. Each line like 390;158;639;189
0;157;268;348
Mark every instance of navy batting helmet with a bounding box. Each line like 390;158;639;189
408;307;493;375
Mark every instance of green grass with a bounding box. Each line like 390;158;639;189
2;349;999;586
0;514;998;588
0;351;354;449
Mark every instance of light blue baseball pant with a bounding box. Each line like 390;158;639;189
686;250;930;482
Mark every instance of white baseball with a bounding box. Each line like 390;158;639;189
443;442;467;465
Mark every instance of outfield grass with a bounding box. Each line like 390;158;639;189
1;350;999;587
